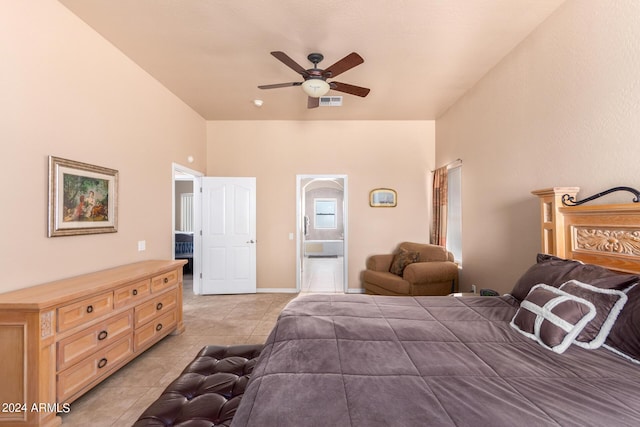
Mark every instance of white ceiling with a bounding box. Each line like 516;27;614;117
58;0;566;121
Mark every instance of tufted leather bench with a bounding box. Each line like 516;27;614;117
133;344;264;427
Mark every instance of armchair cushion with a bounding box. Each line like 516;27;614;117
362;270;411;295
403;261;459;285
389;249;420;275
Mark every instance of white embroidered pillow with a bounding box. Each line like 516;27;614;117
511;284;596;354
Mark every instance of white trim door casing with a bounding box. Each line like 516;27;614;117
296;174;348;292
172;163;203;293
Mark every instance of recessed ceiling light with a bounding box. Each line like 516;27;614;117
253;99;264;107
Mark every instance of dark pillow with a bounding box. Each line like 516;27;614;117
509;254;582;301
604;284;640;363
389;249;420;276
510;254;640;301
564;262;640;290
558;280;629;349
510;284;596;354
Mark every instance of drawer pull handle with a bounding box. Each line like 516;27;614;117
156;302;163;311
132;289;138;296
87;305;94;314
163;277;169;284
97;358;108;369
98;330;108;341
156;323;163;332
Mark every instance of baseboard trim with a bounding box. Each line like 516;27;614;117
256;288;299;293
255;288;365;294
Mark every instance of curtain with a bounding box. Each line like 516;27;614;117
431;166;448;247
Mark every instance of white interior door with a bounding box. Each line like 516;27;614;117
201;177;256;294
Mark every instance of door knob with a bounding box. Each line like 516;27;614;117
247;239;255;243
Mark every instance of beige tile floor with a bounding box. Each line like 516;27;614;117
59;275;298;426
302;256;344;293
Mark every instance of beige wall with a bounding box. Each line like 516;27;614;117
207;120;435;291
437;0;640;294
0;1;206;292
11;0;630;298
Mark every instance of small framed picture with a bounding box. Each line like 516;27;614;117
369;188;397;207
48;156;118;237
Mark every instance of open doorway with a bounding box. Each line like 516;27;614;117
172;163;203;293
296;175;348;293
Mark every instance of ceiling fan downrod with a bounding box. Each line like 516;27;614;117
307;53;324;68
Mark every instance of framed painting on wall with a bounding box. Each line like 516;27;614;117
48;156;118;237
369;188;397;207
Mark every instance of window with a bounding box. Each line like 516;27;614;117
180;193;194;232
314;198;337;229
446;166;462;263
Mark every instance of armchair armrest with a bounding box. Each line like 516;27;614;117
403;261;458;285
366;254;394;272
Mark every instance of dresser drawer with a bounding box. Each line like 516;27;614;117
57;336;133;402
134;310;177;351
57;310;133;371
151;269;179;293
57;292;114;333
134;289;177;327
114;279;151;309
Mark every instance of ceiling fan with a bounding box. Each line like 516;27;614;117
258;51;370;109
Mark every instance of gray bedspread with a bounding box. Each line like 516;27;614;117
232;294;640;427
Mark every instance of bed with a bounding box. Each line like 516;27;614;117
231;187;640;426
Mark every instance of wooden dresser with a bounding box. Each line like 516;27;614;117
0;260;186;427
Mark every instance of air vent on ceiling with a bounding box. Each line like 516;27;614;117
319;96;343;107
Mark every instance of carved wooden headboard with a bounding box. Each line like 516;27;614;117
532;187;640;274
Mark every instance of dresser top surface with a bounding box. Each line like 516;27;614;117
0;259;186;310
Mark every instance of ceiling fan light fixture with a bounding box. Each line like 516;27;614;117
302;79;330;97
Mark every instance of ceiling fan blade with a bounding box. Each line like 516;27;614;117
323;52;364;78
271;51;308;76
307;97;320;109
330;81;370;97
258;82;302;89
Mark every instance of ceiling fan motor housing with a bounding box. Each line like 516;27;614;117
304;70;325;81
305;53;328;80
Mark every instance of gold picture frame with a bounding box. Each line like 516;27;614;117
48;156;118;237
369;188;397;207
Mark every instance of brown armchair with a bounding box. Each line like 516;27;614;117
363;242;459;296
